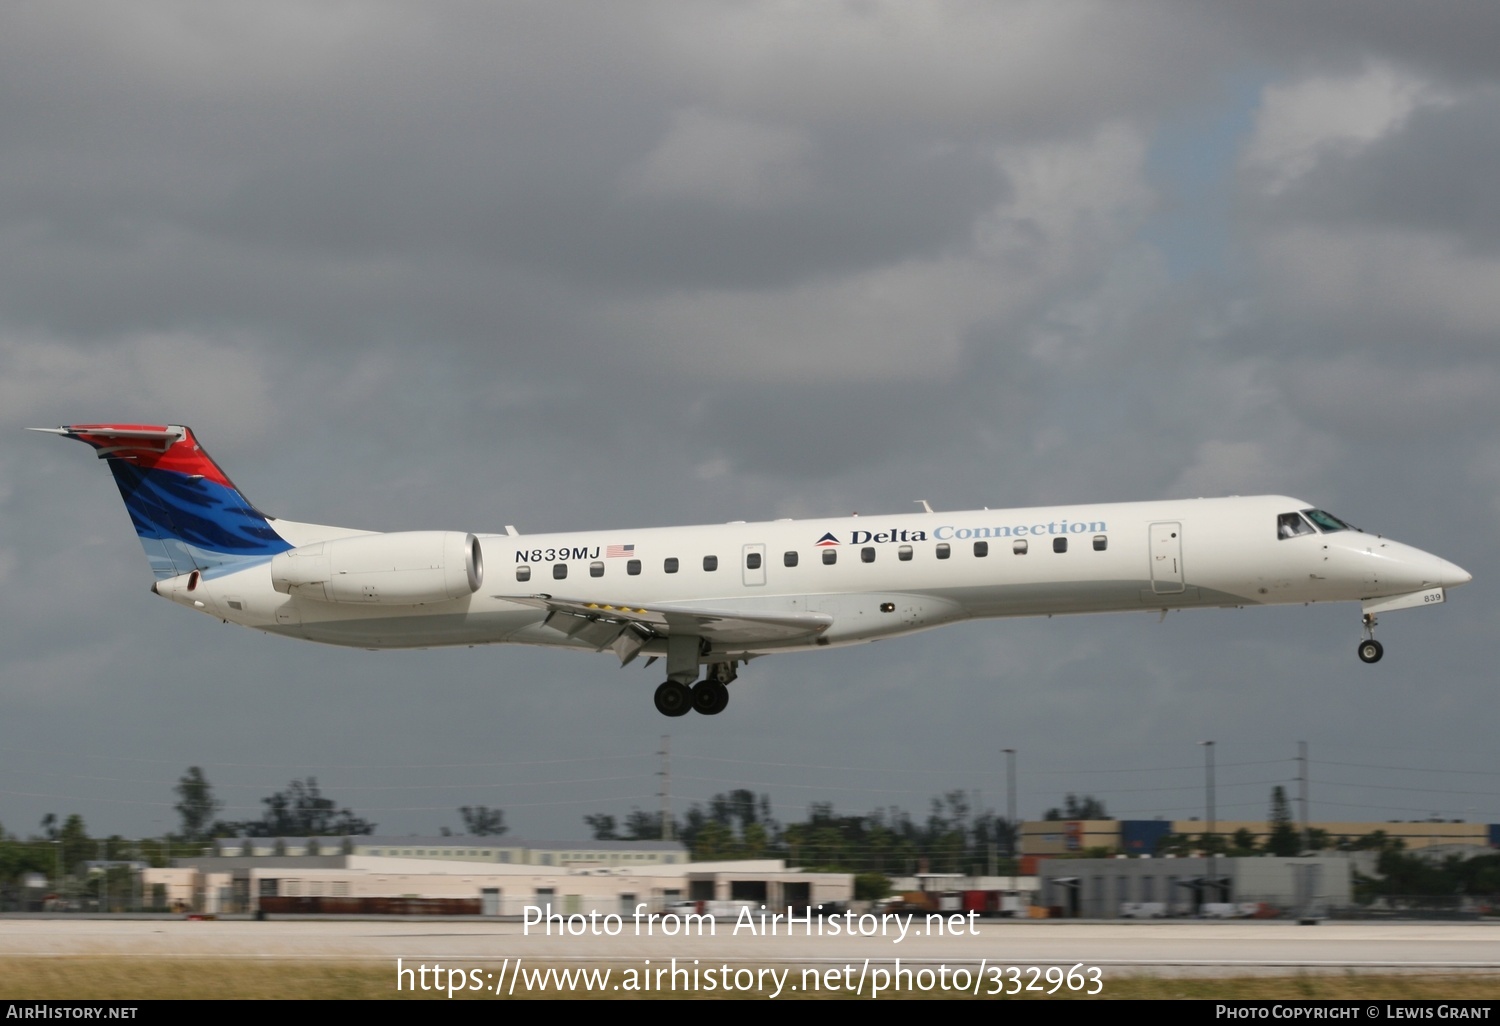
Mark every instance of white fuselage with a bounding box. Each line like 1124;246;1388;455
155;495;1468;662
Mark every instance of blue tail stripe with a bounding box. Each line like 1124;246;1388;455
107;462;291;577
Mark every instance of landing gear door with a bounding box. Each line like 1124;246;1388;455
1150;522;1185;594
742;543;767;587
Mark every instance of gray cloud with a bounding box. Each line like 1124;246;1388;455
1215;1;1500;85
1267;92;1500;253
1;2;1494;841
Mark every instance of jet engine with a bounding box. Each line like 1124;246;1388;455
270;531;484;605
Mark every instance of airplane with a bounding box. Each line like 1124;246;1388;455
35;423;1472;718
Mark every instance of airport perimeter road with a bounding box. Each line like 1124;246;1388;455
1;918;1498;977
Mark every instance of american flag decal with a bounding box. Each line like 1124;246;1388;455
606;543;635;558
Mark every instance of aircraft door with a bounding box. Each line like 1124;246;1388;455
742;543;767;587
1149;522;1185;594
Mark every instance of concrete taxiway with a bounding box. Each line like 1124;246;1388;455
1;917;1498;977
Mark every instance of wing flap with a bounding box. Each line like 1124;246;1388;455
503;593;832;657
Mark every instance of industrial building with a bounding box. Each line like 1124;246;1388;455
1038;855;1352;919
211;835;688;867
1022;819;1499;857
146;839;852;916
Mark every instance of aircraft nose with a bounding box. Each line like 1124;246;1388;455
1362;541;1473;594
1438;558;1473;588
1409;549;1471;590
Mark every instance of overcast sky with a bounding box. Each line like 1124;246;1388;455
2;1;1495;843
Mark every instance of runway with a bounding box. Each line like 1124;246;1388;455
3;917;1498;978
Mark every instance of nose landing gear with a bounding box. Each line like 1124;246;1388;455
1357;614;1384;664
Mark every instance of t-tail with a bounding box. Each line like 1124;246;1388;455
31;424;292;580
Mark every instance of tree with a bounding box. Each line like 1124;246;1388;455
1156;833;1195;857
584;814;618;840
1198;832;1228;856
622;808;667;840
1043;794;1110;820
582;788;1025;877
691;820;737;860
174;767;222;841
226;778;375;836
459;806;507;837
58;815;93;874
1265;785;1300;856
1341;830;1403;854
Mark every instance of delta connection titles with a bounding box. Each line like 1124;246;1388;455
856;517;1107;543
524;902;979;942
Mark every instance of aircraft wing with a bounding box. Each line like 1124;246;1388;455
499;594;832;664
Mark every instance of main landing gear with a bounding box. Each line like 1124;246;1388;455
1358;613;1384;664
653;659;737;717
652;678;730;716
654;680;693;717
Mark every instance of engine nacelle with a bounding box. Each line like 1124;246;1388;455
270;531;484;605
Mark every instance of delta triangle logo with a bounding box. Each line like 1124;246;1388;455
815;532;840;547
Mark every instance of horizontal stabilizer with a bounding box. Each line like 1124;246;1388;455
33;423;290;578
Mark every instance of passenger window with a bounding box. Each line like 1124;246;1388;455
861;547;875;563
822;549;837;565
703;555;718;571
1053;537;1067;553
936;543;950;560
553;564;567;580
784;551;798;568
898;545;912;561
1093;535;1107;551
589;561;604;578
516;565;531;582
973;540;988;557
1278;512;1315;539
664;558;679;574
746;552;762;570
627;559;641;576
1013;540;1028;555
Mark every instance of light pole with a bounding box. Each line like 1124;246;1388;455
1002;748;1017;891
1200;740;1216;910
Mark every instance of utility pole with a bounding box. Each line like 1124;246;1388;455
1298;741;1309;854
975;788;990;879
1002;748;1017;890
1200;740;1216;906
658;735;673;842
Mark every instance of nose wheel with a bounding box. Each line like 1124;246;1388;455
1357;614;1384;664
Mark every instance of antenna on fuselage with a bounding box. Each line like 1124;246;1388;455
915;499;934;513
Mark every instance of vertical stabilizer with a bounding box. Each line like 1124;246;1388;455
32;424;291;579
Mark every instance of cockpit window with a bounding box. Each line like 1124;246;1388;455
1302;508;1353;533
1277;512;1315;539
